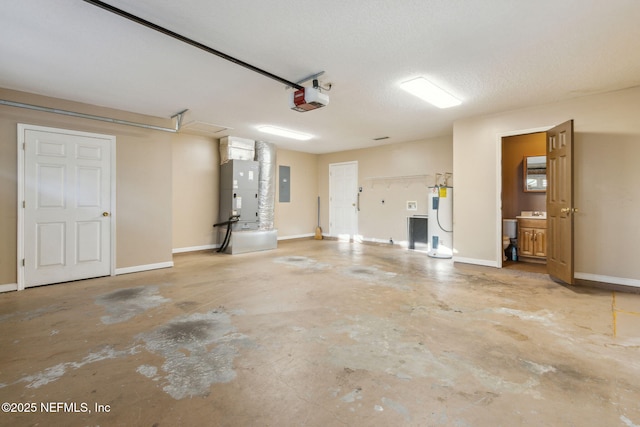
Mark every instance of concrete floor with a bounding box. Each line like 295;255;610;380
1;239;639;426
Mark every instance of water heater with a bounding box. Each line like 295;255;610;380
427;186;453;258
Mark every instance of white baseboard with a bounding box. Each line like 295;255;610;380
115;261;174;276
453;256;499;268
360;236;397;244
0;283;18;293
445;262;640;288
172;244;219;254
575;272;640;288
278;233;313;240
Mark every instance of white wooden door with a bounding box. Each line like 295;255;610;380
21;125;114;288
329;162;358;238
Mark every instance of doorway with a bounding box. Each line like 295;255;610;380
329;161;358;240
18;124;116;290
501;131;547;273
498;121;575;284
497;126;550;270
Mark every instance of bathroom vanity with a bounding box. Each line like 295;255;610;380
517;217;547;263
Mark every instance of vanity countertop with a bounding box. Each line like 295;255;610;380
517;216;547;229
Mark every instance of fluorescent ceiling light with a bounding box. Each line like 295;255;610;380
400;77;461;108
257;125;312;140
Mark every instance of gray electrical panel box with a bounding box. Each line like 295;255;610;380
279;165;290;203
219;160;259;230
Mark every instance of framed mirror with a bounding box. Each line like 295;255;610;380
523;155;546;192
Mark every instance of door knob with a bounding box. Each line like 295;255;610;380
102;212;110;217
560;208;570;213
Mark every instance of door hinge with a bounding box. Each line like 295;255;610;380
22;259;25;267
23;200;25;208
22;142;25;150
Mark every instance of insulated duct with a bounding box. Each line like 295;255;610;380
255;141;276;230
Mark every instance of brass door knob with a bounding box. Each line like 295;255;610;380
102;212;110;217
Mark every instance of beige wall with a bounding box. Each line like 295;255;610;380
0;88;175;285
317;136;453;243
274;149;319;238
172;134;219;251
454;86;640;284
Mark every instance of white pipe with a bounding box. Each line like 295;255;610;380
0;99;187;133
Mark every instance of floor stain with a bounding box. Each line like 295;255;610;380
329;315;456;382
381;397;411;421
492;307;556;326
343;265;410;291
273;256;330;271
1;345;139;389
521;359;556;375
456;390;499;406
340;387;363;402
136;309;251;400
493;324;529;341
175;300;200;311
95;285;170;324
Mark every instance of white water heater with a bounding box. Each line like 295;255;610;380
427;186;453;258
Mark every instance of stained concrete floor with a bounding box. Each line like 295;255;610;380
1;239;640;427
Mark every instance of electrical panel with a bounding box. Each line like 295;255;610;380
279;165;290;203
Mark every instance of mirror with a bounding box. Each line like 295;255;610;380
523;155;546;192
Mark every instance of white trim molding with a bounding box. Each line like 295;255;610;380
575;272;640;288
173;244;219;254
115;262;173;276
278;233;314;240
0;283;18;293
453;256;499;268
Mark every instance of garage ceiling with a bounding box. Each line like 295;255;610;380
2;0;640;153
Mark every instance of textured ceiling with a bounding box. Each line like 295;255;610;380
2;0;640;153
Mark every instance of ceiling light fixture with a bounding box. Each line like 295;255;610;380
257;125;312;141
400;77;461;108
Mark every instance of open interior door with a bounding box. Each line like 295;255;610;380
546;120;575;284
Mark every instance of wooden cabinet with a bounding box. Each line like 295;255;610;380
517;218;547;263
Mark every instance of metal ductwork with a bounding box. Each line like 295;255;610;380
255;141;276;230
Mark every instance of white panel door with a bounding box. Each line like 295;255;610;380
22;126;113;288
329;162;358;238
